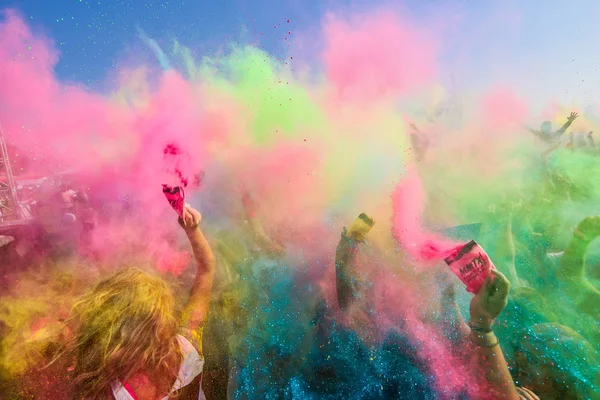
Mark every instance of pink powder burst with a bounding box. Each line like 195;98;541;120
322;10;437;102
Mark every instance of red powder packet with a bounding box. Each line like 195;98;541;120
444;240;495;294
162;184;186;218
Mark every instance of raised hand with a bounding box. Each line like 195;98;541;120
567;111;579;122
346;213;374;243
517;387;540;400
574;215;600;242
469;270;510;330
179;205;201;232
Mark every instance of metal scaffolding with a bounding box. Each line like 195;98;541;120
0;121;21;223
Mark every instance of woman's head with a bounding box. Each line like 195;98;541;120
69;267;181;399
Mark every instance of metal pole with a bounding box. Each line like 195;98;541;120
0;120;20;220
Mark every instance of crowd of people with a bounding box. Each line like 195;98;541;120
0;112;599;400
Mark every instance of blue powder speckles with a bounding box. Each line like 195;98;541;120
214;253;439;399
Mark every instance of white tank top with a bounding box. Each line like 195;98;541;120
110;335;206;400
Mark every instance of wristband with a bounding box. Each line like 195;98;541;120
469;323;493;333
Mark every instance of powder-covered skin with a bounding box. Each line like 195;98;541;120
1;5;600;399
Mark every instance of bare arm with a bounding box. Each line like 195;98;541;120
559;236;589;279
587;132;596;149
408;123;430;161
555;112;578;136
558;217;600;320
335;215;374;311
558;215;600;279
525;127;546;140
555;122;572;136
335;230;361;311
242;192;285;257
469;270;520;400
470;331;519;400
179;206;216;351
247;217;286;257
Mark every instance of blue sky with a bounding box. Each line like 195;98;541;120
3;0;600;110
2;0;329;84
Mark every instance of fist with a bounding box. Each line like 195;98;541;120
575;216;600;241
469;270;510;329
179;205;201;231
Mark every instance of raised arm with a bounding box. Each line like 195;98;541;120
242;192;285;257
469;270;520;400
335;214;374;311
408;123;430;161
558;216;600;279
179;205;216;351
335;229;361;311
555;111;579;136
587;131;596;149
523;122;551;142
558;216;600;320
526;127;544;140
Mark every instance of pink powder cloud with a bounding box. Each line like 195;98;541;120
391;167;458;263
322;10;437;102
0;11;217;275
480;87;528;131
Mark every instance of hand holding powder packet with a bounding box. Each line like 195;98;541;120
444;240;496;294
162;184;186;218
347;213;375;242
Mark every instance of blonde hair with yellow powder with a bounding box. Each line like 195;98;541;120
67;267;183;399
